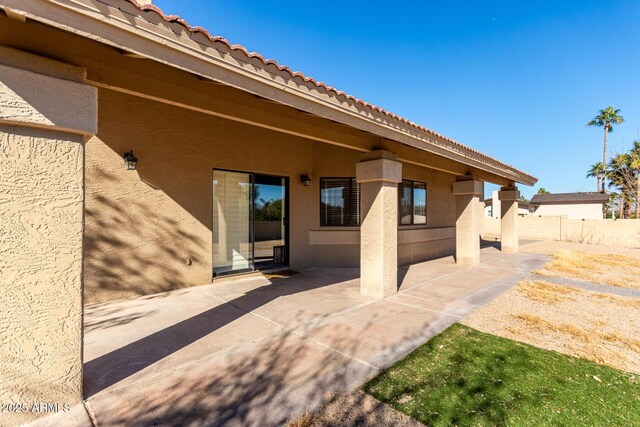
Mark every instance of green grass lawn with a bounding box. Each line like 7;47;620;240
363;324;640;426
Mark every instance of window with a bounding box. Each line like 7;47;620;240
399;180;427;225
320;178;360;226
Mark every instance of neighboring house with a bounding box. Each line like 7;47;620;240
0;0;536;423
530;192;608;219
484;190;533;217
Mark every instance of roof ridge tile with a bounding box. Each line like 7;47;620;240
125;0;533;181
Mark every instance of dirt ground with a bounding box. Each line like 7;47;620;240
520;239;640;257
462;279;640;374
533;250;640;289
288;391;422;427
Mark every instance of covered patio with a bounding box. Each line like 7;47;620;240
31;245;547;427
1;1;538;426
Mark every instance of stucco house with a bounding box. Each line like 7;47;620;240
530;192;607;220
0;0;536;423
484;190;534;218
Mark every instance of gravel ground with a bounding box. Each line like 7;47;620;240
533;249;640;290
290;391;423;427
462;279;640;374
520;239;640;257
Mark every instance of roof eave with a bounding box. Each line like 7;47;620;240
0;0;537;185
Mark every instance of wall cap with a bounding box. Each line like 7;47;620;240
498;189;520;201
356;157;402;184
452;179;483;196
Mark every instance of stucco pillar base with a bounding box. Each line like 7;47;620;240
0;50;96;425
499;186;520;253
356;150;402;298
453;177;483;266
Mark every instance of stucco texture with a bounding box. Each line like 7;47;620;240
85;88;460;304
482;216;640;248
357;154;402;297
0;125;84;427
85;88;314;304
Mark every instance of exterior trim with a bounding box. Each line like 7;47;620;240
0;0;536;185
309;227;455;246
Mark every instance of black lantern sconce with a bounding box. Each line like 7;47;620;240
123;151;138;171
300;174;311;186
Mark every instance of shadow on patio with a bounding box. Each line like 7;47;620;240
83;269;362;397
82;248;549;426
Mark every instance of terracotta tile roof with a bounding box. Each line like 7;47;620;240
530;192;609;205
123;0;534;183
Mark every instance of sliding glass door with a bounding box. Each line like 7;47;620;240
212;170;253;276
212;170;288;277
254;175;287;268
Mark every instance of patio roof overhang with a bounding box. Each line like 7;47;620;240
0;0;537;186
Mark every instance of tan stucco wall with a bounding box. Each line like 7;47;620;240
0;126;85;427
453;179;483;265
482;216;503;237
560;218;640;247
85;88;315;304
84;134;211;304
356;152;402;297
85;88;460;303
481;216;640;248
0;52;95;426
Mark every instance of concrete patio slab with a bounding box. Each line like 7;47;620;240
86;330;375;427
397;258;463;291
84;300;286;398
294;299;458;370
84;286;239;359
212;272;370;331
27;247;549;427
388;293;475;318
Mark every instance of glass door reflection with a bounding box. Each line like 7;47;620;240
213;170;288;277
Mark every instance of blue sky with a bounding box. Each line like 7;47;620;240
155;0;640;199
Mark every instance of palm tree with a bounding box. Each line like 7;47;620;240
629;141;640;218
587;106;624;191
607;153;632;218
537;187;550;194
608;191;619;219
586;162;605;191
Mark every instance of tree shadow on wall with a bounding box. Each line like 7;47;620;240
84;164;206;305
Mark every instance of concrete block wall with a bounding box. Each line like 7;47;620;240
481;216;640;248
561;219;640;247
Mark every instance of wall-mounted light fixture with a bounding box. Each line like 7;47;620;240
123;151;138;170
300;174;311;186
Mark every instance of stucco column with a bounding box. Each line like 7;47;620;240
356;150;402;297
499;185;520;253
453;177;483;266
0;49;96;424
